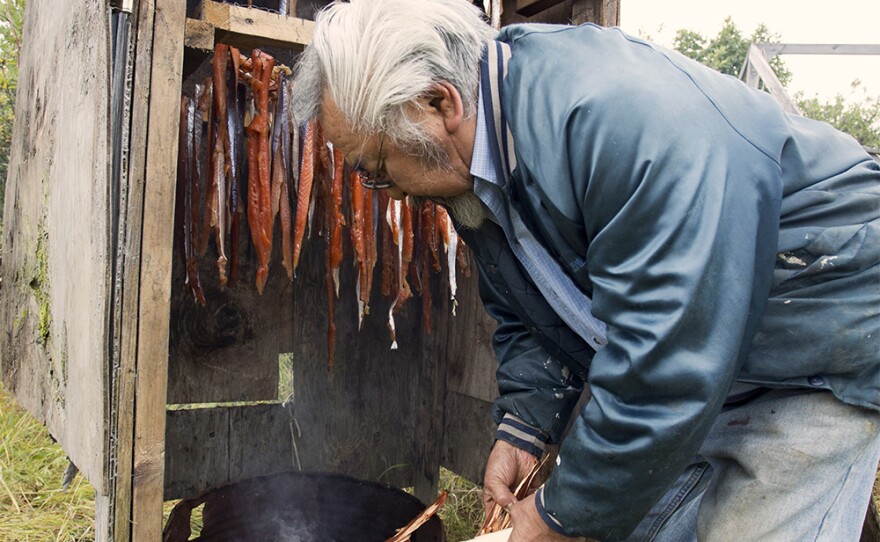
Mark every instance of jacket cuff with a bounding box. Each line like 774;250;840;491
535;487;569;535
494;413;549;458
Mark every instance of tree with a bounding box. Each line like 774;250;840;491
673;17;791;86
796;81;880;149
672;19;880;148
0;0;25;221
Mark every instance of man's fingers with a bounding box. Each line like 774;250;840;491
484;476;517;510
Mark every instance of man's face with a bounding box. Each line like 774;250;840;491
319;92;473;201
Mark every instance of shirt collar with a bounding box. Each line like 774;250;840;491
470;82;501;187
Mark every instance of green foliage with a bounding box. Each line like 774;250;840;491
796;81;880;149
0;0;25;221
438;467;484;541
673;17;791;86
673;17;880;148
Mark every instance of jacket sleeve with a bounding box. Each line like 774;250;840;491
506;34;785;540
471;251;586;448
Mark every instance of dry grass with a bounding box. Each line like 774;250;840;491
0;383;96;541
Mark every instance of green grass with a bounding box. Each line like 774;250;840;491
438;467;484;541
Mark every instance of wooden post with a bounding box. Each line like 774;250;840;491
112;0;158;539
572;0;620;26
130;0;186;539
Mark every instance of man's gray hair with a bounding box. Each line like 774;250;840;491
292;0;496;156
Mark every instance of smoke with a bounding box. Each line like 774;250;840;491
272;512;320;542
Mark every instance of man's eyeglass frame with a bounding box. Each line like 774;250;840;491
357;132;393;190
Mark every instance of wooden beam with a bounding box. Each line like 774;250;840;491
745;45;801;116
572;0;620;26
197;0;313;50
183;18;214;52
502;0;574;26
112;0;157;539
130;0;186;539
515;0;567;17
758;43;880;59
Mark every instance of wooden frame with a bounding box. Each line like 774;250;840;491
740;42;880;118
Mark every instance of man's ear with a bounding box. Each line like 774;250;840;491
426;81;464;133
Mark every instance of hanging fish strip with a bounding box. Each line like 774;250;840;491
173;47;472;362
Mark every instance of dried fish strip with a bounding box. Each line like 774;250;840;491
292;120;315;272
350;171;367;326
212;43;230;288
330;146;346;295
385;491;448;542
176;96;206;306
226;46;245;288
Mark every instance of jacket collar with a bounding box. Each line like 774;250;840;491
479;40;517;185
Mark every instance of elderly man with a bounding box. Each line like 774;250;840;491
292;0;880;540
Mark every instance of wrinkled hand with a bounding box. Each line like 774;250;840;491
482;440;540;513
508;493;587;542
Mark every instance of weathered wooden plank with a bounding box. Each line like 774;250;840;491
285;225;437;492
440;391;497;485
515;0;567;17
0;0;112;494
571;0;620;26
163;403;319;501
112;1;158;540
130;0;187;539
501;0;573;25
184;18;214;52
164;406;231;500
444;265;498;403
410;262;451;503
746;45;801;115
197;0;314;50
227;403;296;481
166;229;286;404
760;43;880;58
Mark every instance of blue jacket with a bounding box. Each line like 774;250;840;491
461;23;880;540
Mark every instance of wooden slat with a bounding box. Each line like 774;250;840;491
197;0;314;50
166;227;290;404
164;406;231;500
285;227;444;497
571;0;620;26
163;403;316;500
747;45;801;115
759;43;880;58
440;392;497;484
444;265;498;403
130;0;187;539
515;0;567;17
501;0;573;26
112;0;158;540
184;18;214;52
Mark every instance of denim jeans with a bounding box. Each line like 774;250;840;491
625;389;880;542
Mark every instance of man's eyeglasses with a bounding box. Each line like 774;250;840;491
356;133;393;190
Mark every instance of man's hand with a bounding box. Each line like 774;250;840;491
508;493;588;542
482;440;540;513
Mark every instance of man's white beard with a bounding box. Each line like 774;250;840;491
430;191;487;230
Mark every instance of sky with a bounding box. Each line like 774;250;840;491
618;0;880;103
